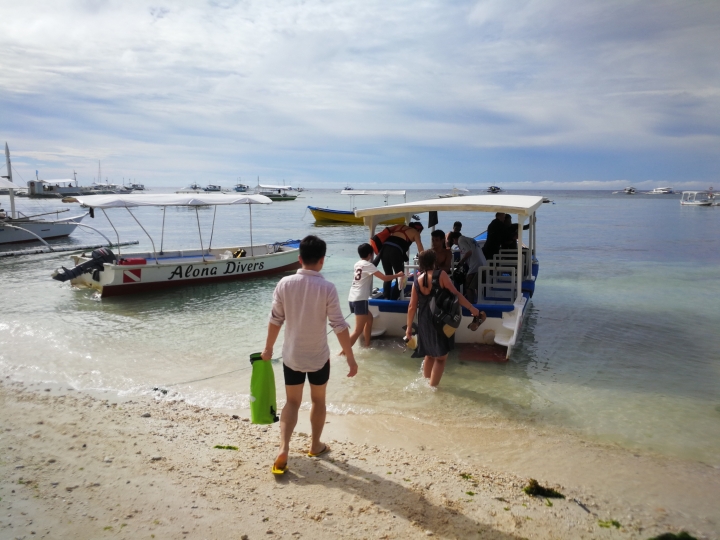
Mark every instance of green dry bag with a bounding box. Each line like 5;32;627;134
249;353;279;425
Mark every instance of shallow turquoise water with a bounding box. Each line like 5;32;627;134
1;189;719;465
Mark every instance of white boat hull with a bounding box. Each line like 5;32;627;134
0;214;86;244
67;243;300;297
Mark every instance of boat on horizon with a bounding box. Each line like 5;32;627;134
255;182;297;201
646;186;674;194
308;190;408;225
487;186;503;193
354;194;543;360
680;191;713;206
1;143;88;245
51;193;300;297
438;187;469;198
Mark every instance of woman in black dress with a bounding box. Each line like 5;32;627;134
405;250;483;388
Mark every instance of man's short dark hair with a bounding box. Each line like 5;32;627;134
357;243;373;259
448;231;462;242
409;221;424;231
495;212;505;219
299;235;326;265
431;230;445;239
453;221;462;230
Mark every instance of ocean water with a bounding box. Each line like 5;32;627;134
1;189;719;466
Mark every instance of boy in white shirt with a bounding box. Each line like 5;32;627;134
348;243;404;348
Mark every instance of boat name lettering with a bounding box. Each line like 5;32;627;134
167;265;219;280
222;261;265;274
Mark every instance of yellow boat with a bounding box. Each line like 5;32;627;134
309;190;408;224
308;206;405;225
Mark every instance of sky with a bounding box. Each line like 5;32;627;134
1;0;719;189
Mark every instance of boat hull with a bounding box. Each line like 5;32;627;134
0;214;86;244
308;206;405;225
67;244;300;297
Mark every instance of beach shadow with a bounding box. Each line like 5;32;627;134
275;455;525;539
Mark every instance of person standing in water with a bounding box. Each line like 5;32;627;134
347;243;404;349
262;235;357;475
405;250;482;388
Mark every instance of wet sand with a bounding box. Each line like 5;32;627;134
1;380;717;539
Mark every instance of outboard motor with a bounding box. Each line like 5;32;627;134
52;248;117;282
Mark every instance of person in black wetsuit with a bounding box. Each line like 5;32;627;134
378;222;424;299
482;212;506;262
502;215;529;249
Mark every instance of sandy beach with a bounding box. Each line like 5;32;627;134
1;380;718;540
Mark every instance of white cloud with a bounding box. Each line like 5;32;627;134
0;0;718;186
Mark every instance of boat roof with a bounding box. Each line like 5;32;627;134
0;177;24;190
355;194;544;219
340;190;406;196
258;184;292;190
65;193;273;208
37;179;76;184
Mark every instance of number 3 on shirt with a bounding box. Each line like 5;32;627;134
354;268;362;281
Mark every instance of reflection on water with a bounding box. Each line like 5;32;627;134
1;189;719;465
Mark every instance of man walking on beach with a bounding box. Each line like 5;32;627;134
261;235;357;474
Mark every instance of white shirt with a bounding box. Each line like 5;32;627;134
458;235;487;274
268;269;350;372
348;259;378;302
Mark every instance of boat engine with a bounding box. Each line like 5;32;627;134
52;247;117;282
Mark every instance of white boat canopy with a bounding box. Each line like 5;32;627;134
258;184;293;190
355;194;543;230
340;190;406;196
65;193;273;208
36;179;76;184
0;177;24;190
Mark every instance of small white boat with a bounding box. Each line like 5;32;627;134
438;187;469;198
1;143;87;244
256;184;297;201
355;194;543;360
646;186;674;194
51;193;300;297
680;191;712;206
176;183;204;193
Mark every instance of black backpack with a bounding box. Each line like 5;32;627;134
427;272;462;336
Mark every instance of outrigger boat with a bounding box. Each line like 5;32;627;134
355;195;543;359
51;193;300;297
308;190;408;225
256;184;297;201
680;191;712;206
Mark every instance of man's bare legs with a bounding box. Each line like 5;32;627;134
422;355;448;388
274;384;303;468
308;382;327;455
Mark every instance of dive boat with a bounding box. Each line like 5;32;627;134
51;193;300;297
438;187;469;198
646;186;674;194
308;190;408;225
354;194;543;360
680;191;712;206
1;143;87;244
487;186;503;194
256;184;297;201
234;183;249;192
176;183;204;193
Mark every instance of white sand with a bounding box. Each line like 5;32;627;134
1;380;717;539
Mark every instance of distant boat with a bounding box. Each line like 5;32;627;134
1;143;87;245
613;187;636;195
646;187;673;194
309;190;408;225
129;183;146;191
256;184;297;201
176;183;204;193
234;183;249;192
438;187;469;198
204;184;224;192
487;186;503;194
680;191;712;206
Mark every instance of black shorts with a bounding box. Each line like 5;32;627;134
283;360;330;386
349;300;369;315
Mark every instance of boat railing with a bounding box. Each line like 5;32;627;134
477;266;517;304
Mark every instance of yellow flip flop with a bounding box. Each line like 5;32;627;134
272;456;288;475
